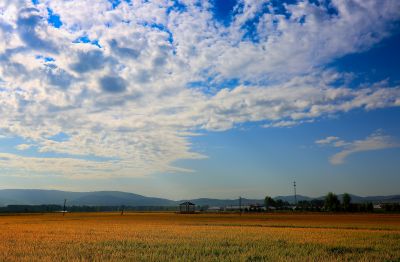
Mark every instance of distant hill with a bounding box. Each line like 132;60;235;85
0;189;399;207
274;195;312;203
0;189;84;206
69;191;175;206
0;189;174;207
343;194;400;203
315;194;400;204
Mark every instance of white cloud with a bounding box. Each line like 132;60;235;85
0;0;399;178
315;136;339;145
15;143;31;150
215;0;400;82
316;131;400;165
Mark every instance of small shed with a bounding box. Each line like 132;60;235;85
179;201;196;213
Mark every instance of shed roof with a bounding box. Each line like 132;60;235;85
179;201;195;206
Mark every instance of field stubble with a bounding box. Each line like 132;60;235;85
0;212;399;261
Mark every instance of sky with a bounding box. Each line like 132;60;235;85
0;0;400;200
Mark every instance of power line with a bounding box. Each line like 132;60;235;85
293;181;297;206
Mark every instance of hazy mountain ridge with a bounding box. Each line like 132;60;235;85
69;191;175;206
274;195;313;203
0;189;175;207
0;189;399;207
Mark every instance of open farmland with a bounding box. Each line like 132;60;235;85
1;212;399;261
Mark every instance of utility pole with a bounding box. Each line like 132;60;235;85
293;181;297;206
63;199;67;216
239;196;242;216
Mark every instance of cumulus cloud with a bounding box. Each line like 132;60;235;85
316;131;400;164
69;50;107;73
15;144;32;150
0;0;399;178
109;39;140;59
17;7;58;53
99;75;126;93
315;136;340;145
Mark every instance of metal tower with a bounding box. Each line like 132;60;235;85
63;199;67;216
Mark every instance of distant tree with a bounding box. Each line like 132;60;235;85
311;199;324;211
275;199;284;208
342;193;351;211
383;203;400;212
298;200;312;211
366;202;374;212
324;192;340;211
264;196;276;210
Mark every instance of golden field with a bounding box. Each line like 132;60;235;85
0;212;399;261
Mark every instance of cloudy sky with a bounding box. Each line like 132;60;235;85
0;0;399;199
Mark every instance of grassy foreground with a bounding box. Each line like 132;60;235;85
0;212;399;261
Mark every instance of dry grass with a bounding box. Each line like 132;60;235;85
1;212;399;261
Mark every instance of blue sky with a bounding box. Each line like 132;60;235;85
0;0;400;199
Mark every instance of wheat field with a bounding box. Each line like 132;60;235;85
0;212;399;261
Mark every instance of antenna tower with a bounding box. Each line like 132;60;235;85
63;199;67;216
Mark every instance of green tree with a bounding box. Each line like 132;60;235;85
366;202;374;212
275;199;284;208
264;196;275;210
324;192;340;211
342;193;351;211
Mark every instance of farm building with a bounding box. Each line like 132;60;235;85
179;201;196;213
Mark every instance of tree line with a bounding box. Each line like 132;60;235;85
265;192;400;212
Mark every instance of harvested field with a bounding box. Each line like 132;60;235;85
1;212;399;261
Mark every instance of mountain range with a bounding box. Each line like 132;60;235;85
0;189;399;207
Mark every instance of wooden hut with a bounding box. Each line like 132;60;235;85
179;201;195;213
